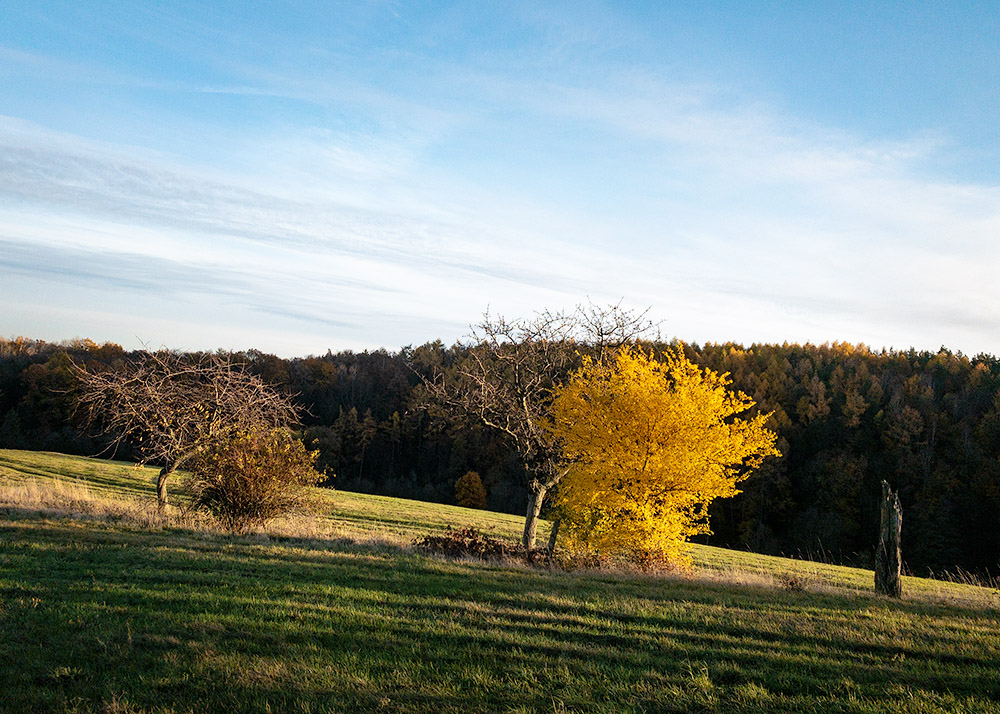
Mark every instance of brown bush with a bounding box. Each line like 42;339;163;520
626;547;682;574
551;548;604;571
550;546;682;574
414;527;552;565
414;527;509;560
184;428;322;533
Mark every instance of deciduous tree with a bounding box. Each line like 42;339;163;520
421;303;657;548
547;346;780;565
455;470;488;509
73;350;299;509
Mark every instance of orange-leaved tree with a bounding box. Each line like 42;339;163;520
455;470;488;509
546;346;780;565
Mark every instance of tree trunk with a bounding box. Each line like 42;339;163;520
156;464;174;511
523;484;547;549
875;480;903;597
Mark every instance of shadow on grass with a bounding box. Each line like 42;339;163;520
3;517;1000;713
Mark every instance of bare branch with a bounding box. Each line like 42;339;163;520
71;350;300;507
413;300;658;548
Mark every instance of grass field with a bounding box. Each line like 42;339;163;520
0;449;537;544
2;449;999;713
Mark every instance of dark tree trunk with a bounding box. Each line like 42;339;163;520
875;480;903;597
546;518;561;556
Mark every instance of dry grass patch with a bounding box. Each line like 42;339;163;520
0;477;173;529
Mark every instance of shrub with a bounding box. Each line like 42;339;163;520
413;527;679;571
184;428;322;533
454;470;487;509
625;546;682;574
550;545;681;574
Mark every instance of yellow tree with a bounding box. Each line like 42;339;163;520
547;346;780;565
420;303;658;549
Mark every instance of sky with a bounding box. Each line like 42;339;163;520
2;1;1000;357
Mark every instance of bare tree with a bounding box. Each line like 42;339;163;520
73;350;299;509
421;302;658;549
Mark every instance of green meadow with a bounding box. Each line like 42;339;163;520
1;449;999;713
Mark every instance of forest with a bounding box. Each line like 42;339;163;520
2;335;998;577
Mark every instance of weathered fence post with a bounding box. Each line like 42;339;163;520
875;480;903;597
546;518;561;557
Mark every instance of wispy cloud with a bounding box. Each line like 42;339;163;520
4;10;1000;358
0;117;626;353
476;68;1000;351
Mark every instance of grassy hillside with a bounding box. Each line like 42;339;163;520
2;449;999;713
0;449;537;544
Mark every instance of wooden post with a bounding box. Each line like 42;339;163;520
546;518;561;557
875;480;903;597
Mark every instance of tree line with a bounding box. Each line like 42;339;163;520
2;335;998;576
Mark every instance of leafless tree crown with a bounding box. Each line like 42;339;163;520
73;350;300;471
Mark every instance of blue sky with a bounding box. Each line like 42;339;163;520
2;1;1000;356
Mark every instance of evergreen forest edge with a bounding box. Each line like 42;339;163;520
2;335;998;577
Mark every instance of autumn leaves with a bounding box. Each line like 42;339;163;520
545;346;780;565
426;303;779;564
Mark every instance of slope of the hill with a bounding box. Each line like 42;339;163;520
2;449;998;713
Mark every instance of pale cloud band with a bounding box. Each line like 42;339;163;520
2;45;1000;358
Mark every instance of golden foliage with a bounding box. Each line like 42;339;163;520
547;346;780;565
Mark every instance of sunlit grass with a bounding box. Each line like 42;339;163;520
2;449;996;607
3;517;999;713
2;449;999;713
0;448;541;546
